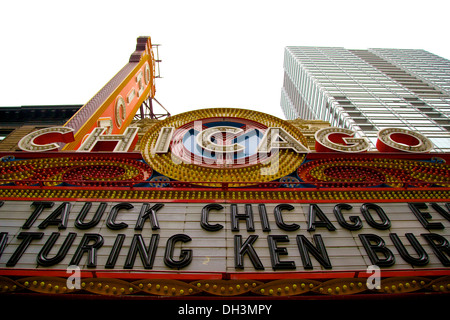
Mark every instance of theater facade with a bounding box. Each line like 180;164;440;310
0;37;449;299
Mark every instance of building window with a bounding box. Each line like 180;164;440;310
0;129;13;141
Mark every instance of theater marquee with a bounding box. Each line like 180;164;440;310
1;108;450;297
0;36;449;299
1;201;449;272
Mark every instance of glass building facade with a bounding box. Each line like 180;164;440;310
281;47;450;152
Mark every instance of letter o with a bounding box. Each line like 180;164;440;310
114;96;126;129
376;128;433;153
144;62;151;85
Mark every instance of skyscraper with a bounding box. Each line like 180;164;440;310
281;47;450;152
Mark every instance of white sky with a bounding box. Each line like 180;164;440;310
1;0;450;120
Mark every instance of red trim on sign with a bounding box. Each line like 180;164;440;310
356;268;450;278
93;271;223;281
229;271;357;280
3;268;449;281
0;268;94;278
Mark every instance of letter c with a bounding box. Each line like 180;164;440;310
18;127;75;152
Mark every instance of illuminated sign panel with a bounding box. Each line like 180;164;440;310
1;201;449;272
18;108;434;156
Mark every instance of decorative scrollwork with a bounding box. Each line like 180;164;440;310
298;158;450;188
0;157;152;187
1;275;447;297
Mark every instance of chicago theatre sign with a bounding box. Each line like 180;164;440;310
0;37;449;299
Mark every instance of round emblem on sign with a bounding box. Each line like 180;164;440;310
140;108;308;186
169;117;273;168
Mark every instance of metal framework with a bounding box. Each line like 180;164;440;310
134;44;171;120
136;96;171;120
